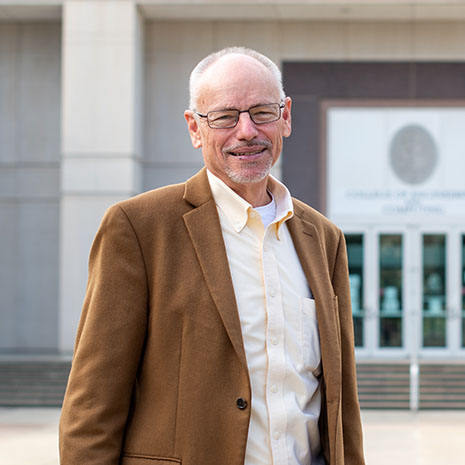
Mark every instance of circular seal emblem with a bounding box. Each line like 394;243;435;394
389;124;438;184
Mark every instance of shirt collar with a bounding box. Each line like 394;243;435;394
206;169;294;237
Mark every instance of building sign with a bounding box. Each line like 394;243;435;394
327;106;465;221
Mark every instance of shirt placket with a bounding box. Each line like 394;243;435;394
262;227;288;465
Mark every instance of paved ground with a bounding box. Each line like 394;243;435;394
0;408;464;465
361;410;465;465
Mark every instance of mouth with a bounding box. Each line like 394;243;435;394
224;145;269;158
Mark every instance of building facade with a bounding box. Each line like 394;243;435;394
1;0;465;407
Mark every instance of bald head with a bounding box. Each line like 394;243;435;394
194;54;281;114
188;47;285;111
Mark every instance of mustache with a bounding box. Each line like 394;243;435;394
222;140;272;153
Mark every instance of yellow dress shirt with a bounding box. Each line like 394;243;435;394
207;170;323;465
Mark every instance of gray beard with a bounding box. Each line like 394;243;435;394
225;157;273;184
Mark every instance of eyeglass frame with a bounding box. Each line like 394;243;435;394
194;102;286;129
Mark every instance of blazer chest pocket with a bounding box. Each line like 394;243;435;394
121;453;181;465
300;297;321;375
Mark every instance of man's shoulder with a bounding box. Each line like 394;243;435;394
120;182;187;212
104;181;192;230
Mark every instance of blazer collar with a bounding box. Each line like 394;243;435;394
183;167;212;207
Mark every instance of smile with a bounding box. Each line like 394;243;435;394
226;147;267;157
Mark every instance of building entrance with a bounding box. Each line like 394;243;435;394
343;226;465;359
323;102;465;363
324;103;465;408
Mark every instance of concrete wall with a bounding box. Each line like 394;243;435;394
0;22;61;352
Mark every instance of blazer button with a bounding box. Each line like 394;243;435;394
236;397;248;410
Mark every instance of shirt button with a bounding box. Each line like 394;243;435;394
270;336;279;345
270;384;278;393
269;288;276;297
236;397;248;410
273;431;281;440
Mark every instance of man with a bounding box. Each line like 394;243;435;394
60;47;365;465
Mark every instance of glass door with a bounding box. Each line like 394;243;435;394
346;234;364;348
345;226;465;358
421;233;447;348
417;227;464;358
379;234;404;348
462;234;465;348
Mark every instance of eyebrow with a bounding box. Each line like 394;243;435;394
209;102;276;112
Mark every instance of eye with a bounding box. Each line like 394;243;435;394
255;110;274;117
251;106;279;122
209;111;236;122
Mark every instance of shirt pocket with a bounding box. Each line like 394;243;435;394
300;297;321;376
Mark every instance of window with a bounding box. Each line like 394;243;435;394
379;235;403;347
422;234;447;347
345;234;364;347
462;235;465;348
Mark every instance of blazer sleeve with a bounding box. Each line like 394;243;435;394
59;204;149;465
332;229;366;465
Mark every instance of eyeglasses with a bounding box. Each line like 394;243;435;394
195;102;285;129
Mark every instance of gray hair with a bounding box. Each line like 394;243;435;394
188;46;285;111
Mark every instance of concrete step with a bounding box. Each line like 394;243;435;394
0;360;71;407
1;359;465;409
419;364;465;409
357;363;411;409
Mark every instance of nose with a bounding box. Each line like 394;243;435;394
235;111;259;140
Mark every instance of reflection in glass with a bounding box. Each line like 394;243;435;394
462;235;465;348
345;234;364;347
379;234;403;347
422;234;446;347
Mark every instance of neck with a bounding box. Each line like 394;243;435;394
226;178;272;207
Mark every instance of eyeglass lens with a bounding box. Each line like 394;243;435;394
207;103;281;128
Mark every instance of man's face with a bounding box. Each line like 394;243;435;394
185;55;292;190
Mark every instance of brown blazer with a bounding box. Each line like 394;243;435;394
59;168;365;465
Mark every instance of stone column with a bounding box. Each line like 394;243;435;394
59;1;144;353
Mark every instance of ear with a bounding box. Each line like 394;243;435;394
281;96;292;138
184;110;203;149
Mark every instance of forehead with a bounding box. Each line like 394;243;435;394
196;54;280;111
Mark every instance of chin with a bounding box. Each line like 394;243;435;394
225;158;273;184
225;169;271;184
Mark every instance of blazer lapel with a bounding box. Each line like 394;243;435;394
287;205;342;402
182;169;248;369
